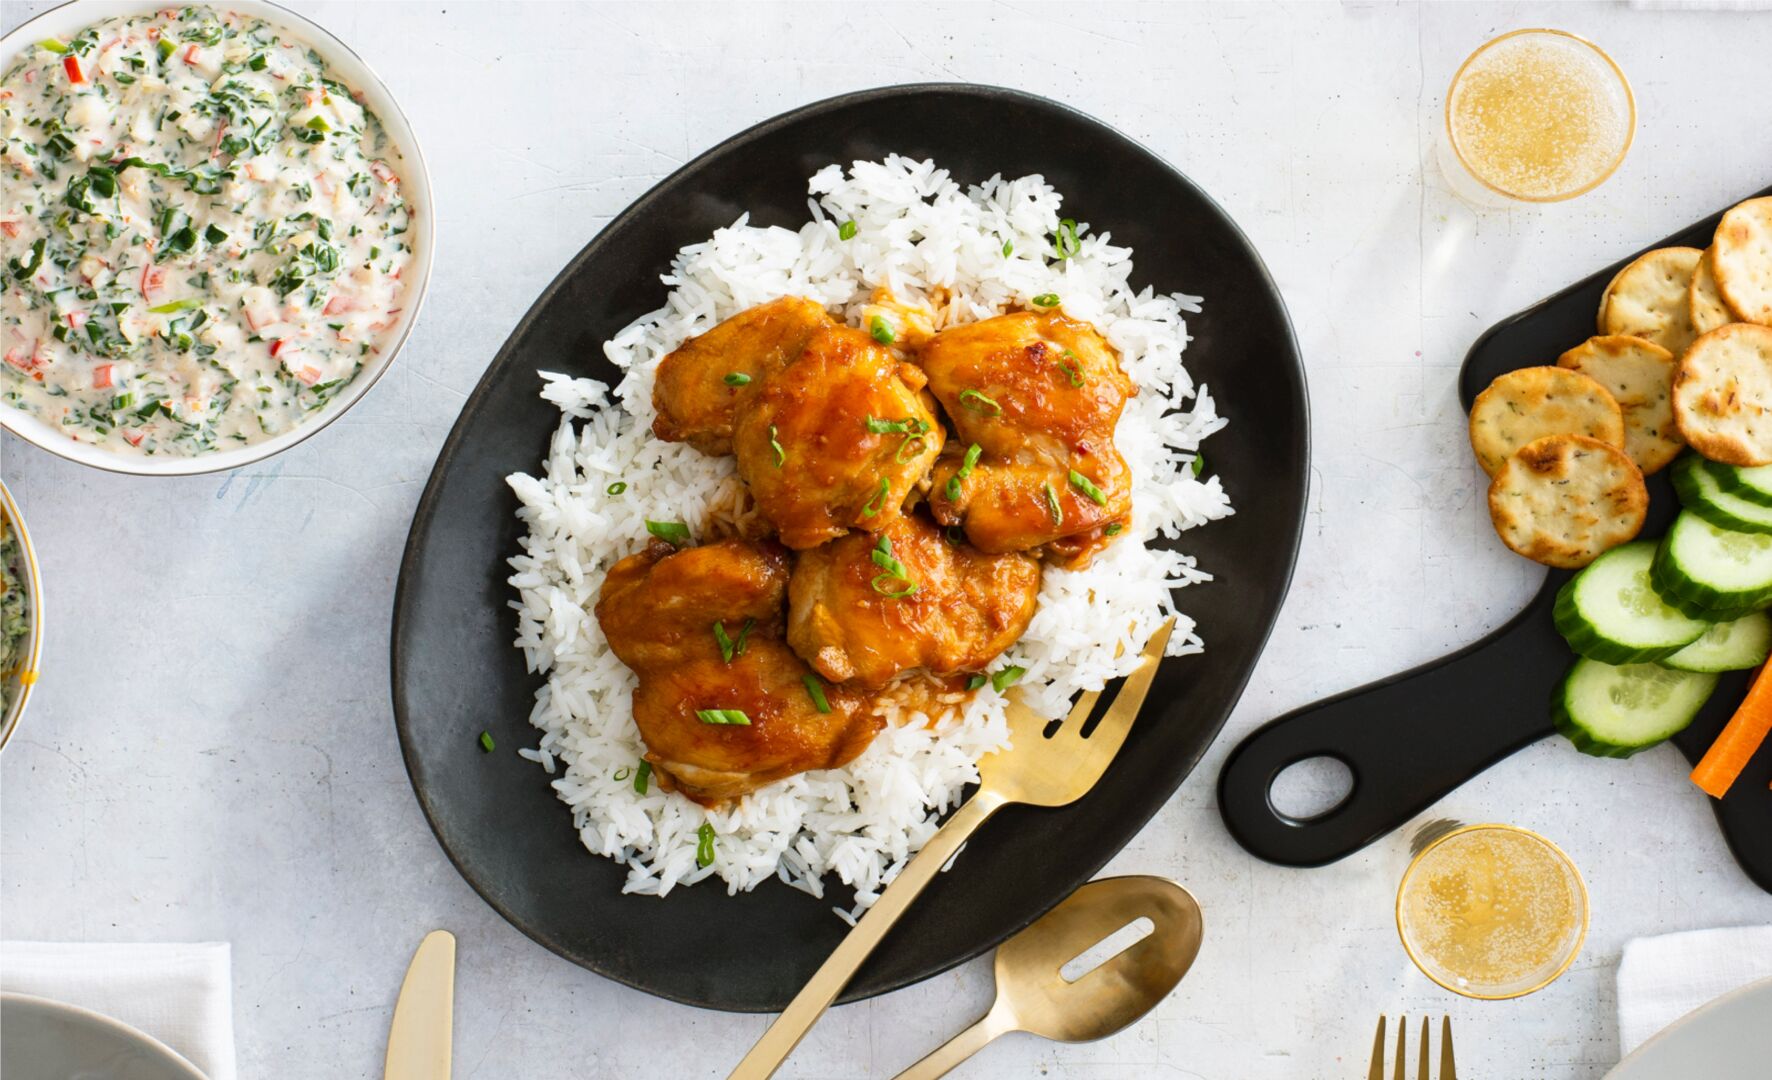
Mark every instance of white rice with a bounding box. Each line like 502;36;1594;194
504;155;1232;918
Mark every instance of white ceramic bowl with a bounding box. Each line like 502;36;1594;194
0;0;435;476
0;478;43;752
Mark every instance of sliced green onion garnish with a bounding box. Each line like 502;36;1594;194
946;525;966;545
868;536;917;597
895;434;925;464
769;424;784;467
958;389;1000;416
1068;469;1107;506
713;618;754;663
991;665;1027;693
1053;218;1080;261
156;38;176;61
646;520;691;546
606;481;628;495
305;115;331;133
696;709;752;726
478;731;495;752
838;219;858;240
802;674;832;714
634;761;652;793
1043;482;1063;526
724;372;751;386
1104;522;1124;536
613;765;632;782
38;38;70;54
1031;293;1059;308
696;822;716;867
1056;349;1084;386
966;673;987;691
865;416;926;435
1191;453;1206;477
860;476;891;518
147;297;202;314
870;315;895;345
1002;239;1013;257
870;534;907;578
870;572;919;599
945;442;982;501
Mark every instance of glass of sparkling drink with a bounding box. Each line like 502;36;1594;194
1396;823;1590;999
1438;28;1635;205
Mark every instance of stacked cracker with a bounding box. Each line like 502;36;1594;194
1472;196;1772;568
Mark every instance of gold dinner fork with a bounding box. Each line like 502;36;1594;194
1369;1016;1456;1080
728;618;1176;1080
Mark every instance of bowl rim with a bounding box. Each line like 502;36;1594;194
0;992;208;1080
0;0;436;477
0;477;44;752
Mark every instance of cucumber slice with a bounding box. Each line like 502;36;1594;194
1554;541;1709;662
1662;611;1772;672
1706;460;1772;508
1671;455;1772;533
1651;511;1772;620
1551;658;1718;758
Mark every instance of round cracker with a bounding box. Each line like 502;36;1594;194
1487;434;1647;569
1713;196;1772;326
1672;322;1772;466
1690;247;1740;336
1598;246;1704;356
1468;365;1626;476
1557;334;1682;474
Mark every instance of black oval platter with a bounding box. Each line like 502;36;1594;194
392;84;1309;1011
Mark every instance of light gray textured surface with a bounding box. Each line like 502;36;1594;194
4;2;1772;1077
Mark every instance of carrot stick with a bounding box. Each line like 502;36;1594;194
1692;662;1772;800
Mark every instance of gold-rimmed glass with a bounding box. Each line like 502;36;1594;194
1439;28;1636;205
1396;823;1590;1000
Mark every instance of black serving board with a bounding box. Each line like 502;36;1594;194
391;84;1309;1011
1218;187;1772;895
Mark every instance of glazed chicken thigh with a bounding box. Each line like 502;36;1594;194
788;512;1042;688
921;310;1134;567
651;297;834;455
595;537;881;805
733;324;945;549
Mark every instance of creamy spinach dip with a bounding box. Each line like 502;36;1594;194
1;5;414;456
0;512;26;714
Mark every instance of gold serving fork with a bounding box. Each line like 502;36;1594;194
1369;1016;1456;1080
728;618;1176;1080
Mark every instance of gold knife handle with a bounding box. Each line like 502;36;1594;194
727;790;1006;1080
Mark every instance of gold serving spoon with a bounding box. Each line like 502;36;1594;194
894;875;1202;1079
729;620;1175;1080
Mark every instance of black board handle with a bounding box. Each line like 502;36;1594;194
1218;574;1566;866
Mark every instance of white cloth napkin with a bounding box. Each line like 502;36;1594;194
0;941;238;1080
1615;925;1772;1056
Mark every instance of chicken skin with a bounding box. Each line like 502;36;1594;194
595;537;881;805
651;297;834;455
788;512;1042;689
921;310;1133;568
733;324;946;550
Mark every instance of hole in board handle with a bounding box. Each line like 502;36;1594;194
1269;755;1355;823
